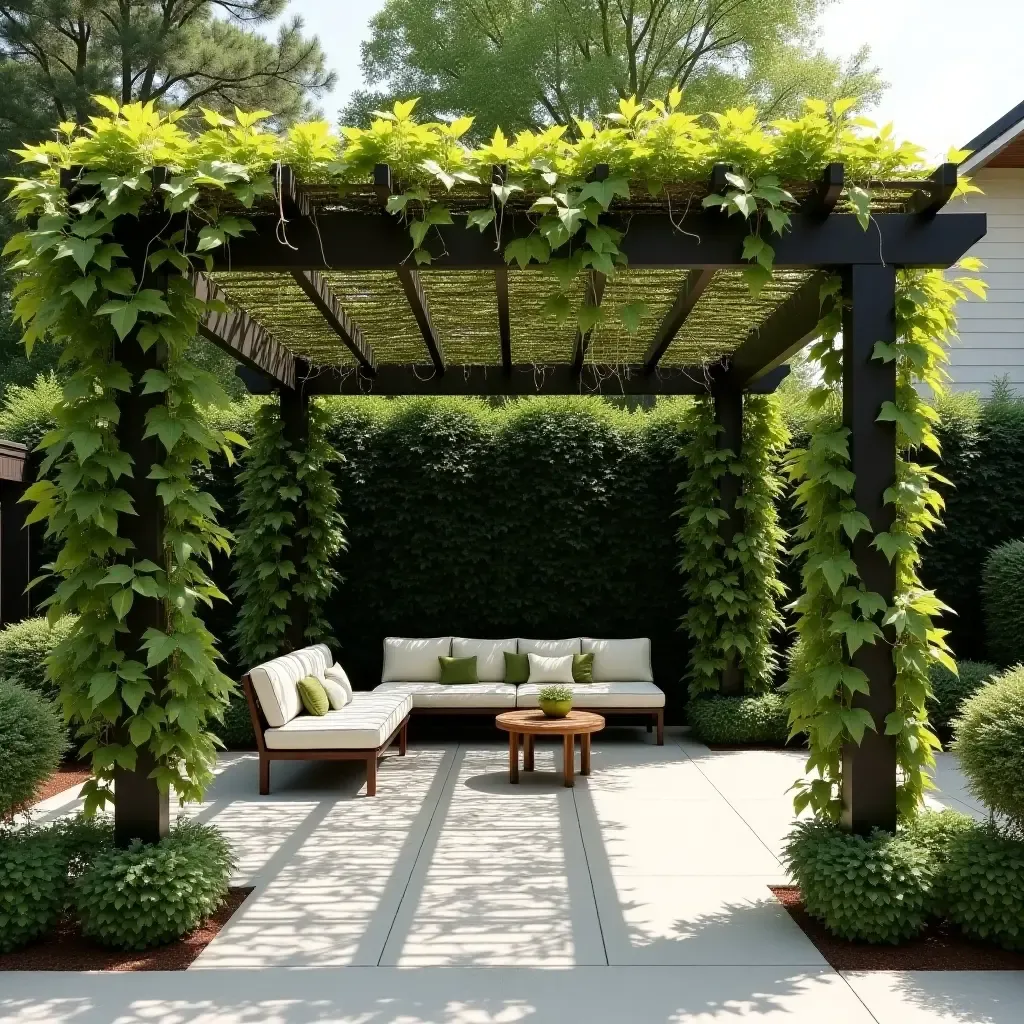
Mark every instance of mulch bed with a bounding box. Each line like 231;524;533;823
771;885;1024;971
0;887;253;971
30;763;92;806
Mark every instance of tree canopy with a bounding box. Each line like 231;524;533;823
343;0;882;136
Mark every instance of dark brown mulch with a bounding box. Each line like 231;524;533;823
0;887;253;971
31;763;92;805
771;885;1024;971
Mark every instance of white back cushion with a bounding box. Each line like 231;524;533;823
323;664;353;710
527;653;575;683
249;644;334;728
518;638;581;657
452;638;518;682
582;637;653;682
382;637;452;682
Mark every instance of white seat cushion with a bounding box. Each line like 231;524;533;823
516;681;665;709
518;638;581;657
382;637;452;682
375;681;517;709
452;638;517;682
264;691;412;750
249;644;334;727
582;638;653;683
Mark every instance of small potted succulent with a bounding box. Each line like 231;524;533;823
538;684;573;718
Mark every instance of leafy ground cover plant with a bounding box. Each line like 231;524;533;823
0;615;77;702
75;819;233;951
953;666;1024;827
0;825;69;952
927;660;997;740
687;692;790;745
0;678;66;818
981;540;1024;666
783;818;936;943
944;823;1024;951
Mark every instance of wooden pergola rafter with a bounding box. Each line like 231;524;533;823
98;159;984;844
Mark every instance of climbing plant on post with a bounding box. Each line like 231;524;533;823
231;394;344;667
785;263;984;829
678;390;788;698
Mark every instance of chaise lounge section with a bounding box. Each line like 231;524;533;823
243;644;412;796
375;636;665;744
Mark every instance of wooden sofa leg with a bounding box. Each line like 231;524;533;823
656;710;664;746
366;754;377;797
399;719;408;756
259;755;270;795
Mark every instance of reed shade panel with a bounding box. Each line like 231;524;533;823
417;269;500;364
508;269;588;365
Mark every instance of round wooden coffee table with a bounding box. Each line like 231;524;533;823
495;710;605;788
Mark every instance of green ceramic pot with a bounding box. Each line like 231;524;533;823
539;698;573;718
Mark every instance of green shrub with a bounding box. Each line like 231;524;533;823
50;814;114;880
982;540;1024;666
0;615;78;702
217;692;255;749
0;679;66;818
902;808;977;914
954;667;1024;828
688;692;790;745
0;825;69;952
0;372;62;448
927;660;998;739
944;824;1024;951
782;819;936;943
75;820;234;951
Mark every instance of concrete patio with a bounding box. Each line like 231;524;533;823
4;729;1022;1023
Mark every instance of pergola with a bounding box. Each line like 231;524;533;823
95;160;985;843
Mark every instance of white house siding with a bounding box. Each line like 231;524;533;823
942;168;1024;396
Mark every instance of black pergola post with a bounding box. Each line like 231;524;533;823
113;299;170;848
279;388;310;652
0;440;31;627
713;376;744;696
840;264;898;834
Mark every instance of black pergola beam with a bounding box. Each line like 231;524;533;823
804;163;845;220
495;268;512;373
910;162;958;218
397;266;444;373
729;273;830;385
643;269;716;372
290;270;376;374
217;212;985;273
290;362;789;397
193;275;298;390
840;264;898;835
571;271;607;372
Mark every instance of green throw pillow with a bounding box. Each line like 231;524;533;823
573;652;594;683
439;655;478;684
504;652;530;684
297;675;330;716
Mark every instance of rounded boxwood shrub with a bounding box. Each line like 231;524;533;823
688;692;790;746
927;660;997;740
782;819;936;944
0;615;77;702
0;678;66;818
0;825;70;952
953;666;1024;827
982;540;1024;666
944;824;1024;951
75;820;234;951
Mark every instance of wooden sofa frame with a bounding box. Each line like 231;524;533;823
405;705;664;745
243;674;409;797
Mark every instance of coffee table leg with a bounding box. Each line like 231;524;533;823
563;734;574;788
581;732;591;776
509;731;519;784
524;734;534;772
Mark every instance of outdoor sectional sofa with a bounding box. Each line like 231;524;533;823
375;636;665;744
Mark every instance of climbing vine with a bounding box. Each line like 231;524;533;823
231;400;345;666
784;263;987;822
678;395;788;697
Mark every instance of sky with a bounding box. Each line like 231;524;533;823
280;0;1024;161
